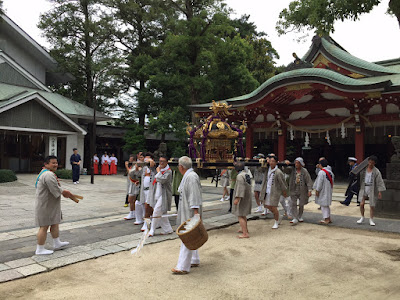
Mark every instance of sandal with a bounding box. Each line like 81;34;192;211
171;268;188;275
191;264;199;267
237;235;249;239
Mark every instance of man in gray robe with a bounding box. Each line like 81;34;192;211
35;156;72;255
313;159;334;224
357;155;386;226
284;157;313;225
172;156;203;275
260;156;288;229
232;162;252;238
149;156;173;236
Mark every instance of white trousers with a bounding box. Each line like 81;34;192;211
150;196;173;234
176;242;200;272
135;200;144;223
279;196;290;216
321;206;330;219
144;190;150;204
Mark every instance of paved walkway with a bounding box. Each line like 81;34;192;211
0;174;399;283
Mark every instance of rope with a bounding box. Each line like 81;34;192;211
279;115;356;134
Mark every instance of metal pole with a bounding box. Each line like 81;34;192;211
90;97;97;184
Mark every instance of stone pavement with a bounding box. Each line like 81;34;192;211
1;174;399;283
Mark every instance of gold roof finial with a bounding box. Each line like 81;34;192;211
209;100;232;117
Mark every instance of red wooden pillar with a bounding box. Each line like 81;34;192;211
278;124;287;162
355;125;365;161
246;125;254;158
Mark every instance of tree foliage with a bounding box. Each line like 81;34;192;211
107;0;173;126
38;0;282;154
39;0;121;110
276;0;400;36
123;123;146;153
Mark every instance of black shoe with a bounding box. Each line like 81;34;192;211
357;203;360;206
340;201;350;206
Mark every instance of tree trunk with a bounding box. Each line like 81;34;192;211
389;0;400;28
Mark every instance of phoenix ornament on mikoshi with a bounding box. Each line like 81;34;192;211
187;101;247;162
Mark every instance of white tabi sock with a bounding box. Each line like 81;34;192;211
272;220;279;229
53;237;69;249
35;244;54;255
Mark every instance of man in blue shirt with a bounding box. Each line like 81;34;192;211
70;148;81;184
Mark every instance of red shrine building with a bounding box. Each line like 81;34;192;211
191;36;400;177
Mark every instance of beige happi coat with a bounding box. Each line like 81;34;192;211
283;166;313;205
232;171;252;217
358;167;386;207
260;167;288;206
35;170;64;226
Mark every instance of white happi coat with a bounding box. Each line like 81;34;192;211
35;170;64;227
151;167;172;212
358;167;386;207
137;166;156;204
313;167;334;206
177;170;203;225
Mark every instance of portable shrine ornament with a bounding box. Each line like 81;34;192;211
186;101;247;162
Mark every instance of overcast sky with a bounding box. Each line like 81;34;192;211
2;0;399;65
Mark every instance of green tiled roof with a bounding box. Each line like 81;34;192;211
358;73;400;86
191;68;394;110
0;83;110;120
224;68;390;102
320;38;399;75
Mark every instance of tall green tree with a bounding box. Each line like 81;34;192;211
277;0;400;36
229;14;279;85
107;0;174;126
39;0;121;109
39;0;121;170
147;1;280;142
153;1;231;110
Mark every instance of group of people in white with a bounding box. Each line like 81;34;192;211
224;153;386;238
123;153;201;274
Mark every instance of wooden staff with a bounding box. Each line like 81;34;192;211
69;194;83;203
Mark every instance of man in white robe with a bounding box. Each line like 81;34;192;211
135;153;156;228
149;156;173;236
124;152;143;220
35;156;72;255
172;156;203;275
313;159;334;224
